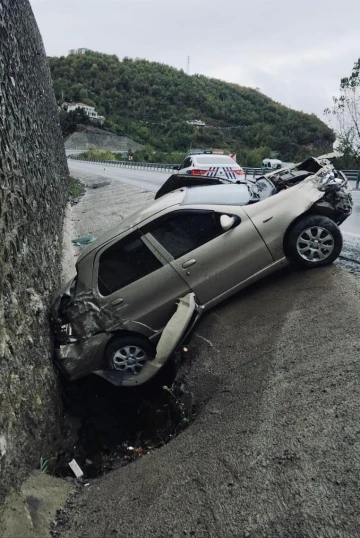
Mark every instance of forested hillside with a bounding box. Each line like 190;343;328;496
49;51;335;162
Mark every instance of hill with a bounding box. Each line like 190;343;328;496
49;51;335;163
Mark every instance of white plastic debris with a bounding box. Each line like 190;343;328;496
68;459;84;478
127;446;134;451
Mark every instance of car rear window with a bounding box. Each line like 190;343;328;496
182;184;251;206
195;156;239;166
98;232;163;296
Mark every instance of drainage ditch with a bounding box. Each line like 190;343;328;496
53;351;195;479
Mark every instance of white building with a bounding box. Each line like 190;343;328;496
187;119;206;127
68;48;90;55
63;102;105;124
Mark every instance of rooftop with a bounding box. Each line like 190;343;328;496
66;102;95;109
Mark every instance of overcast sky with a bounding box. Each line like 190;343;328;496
30;0;360;119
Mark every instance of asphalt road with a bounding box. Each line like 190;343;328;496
336;190;360;275
68;159;167;192
341;189;360;237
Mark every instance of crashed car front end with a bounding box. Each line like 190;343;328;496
244;160;353;262
315;169;353;224
256;156;353;225
51;276;113;379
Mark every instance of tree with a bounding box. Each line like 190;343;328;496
49;52;335;158
59;108;92;138
325;58;360;166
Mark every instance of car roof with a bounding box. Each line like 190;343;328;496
192;154;237;161
182;184;251;206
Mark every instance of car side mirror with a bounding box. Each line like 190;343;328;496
220;215;236;231
173;165;180;170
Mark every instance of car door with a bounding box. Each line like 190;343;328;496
92;229;192;333
140;208;274;306
178;156;193;173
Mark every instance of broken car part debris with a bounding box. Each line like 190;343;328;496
72;236;96;246
68;459;84;478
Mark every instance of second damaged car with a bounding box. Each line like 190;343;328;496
53;154;352;386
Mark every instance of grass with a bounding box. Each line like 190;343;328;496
68;176;84;202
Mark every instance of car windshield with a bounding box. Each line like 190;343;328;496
195;155;238;166
182;184;251;206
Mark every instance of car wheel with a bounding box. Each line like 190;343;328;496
105;335;155;375
284;215;342;268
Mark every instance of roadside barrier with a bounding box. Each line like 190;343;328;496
67;156;359;184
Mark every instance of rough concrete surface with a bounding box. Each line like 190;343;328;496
65;127;144;153
62;203;75;282
0;472;73;538
69;169;153;245
61;266;360;538
57;168;360;537
0;0;69;504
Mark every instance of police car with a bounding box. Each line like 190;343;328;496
175;151;245;181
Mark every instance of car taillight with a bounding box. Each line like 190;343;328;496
189;169;208;176
234;169;245;176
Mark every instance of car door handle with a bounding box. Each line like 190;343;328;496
111;298;124;306
182;259;197;269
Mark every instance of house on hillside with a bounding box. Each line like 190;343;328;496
187;119;206;127
63;102;105;124
68;48;90;55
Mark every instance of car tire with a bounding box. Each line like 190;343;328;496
105;335;156;375
284;215;342;268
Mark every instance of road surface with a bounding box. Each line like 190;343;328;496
57;162;360;538
68;159;167;192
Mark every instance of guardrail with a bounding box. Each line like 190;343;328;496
68;155;176;173
67;156;359;184
342;170;360;184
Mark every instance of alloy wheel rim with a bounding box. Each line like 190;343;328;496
296;226;335;262
112;345;148;374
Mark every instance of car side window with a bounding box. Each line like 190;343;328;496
144;211;224;259
98;231;163;296
180;157;192;169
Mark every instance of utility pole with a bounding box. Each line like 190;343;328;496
187;56;190;75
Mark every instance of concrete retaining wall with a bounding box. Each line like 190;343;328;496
0;0;70;503
65;129;144;153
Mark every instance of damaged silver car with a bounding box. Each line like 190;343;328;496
52;153;352;386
